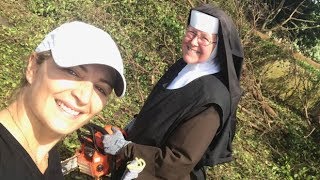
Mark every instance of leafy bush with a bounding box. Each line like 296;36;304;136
1;0;319;179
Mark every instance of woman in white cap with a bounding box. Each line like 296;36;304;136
0;21;126;179
103;3;244;180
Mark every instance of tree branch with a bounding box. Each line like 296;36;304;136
290;17;317;23
262;0;285;30
279;0;306;27
277;24;320;31
187;0;193;7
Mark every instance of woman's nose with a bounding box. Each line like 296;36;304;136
190;35;199;46
71;81;94;105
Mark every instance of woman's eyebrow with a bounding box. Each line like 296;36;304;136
79;65;114;86
79;65;88;72
100;78;114;87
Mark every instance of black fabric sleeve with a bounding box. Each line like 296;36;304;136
118;106;220;180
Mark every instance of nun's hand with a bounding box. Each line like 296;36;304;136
102;127;131;155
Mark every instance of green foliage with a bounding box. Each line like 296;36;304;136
1;0;320;179
246;35;289;67
245;34;320;116
28;0;57;17
242;0;320;63
300;40;320;63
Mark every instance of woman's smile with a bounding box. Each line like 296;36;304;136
186;45;201;55
56;100;81;117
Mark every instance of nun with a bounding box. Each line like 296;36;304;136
103;4;244;180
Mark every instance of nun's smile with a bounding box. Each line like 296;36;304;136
182;27;217;64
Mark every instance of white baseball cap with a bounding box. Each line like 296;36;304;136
35;21;126;97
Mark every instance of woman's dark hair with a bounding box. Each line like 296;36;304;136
8;51;52;103
19;50;52;87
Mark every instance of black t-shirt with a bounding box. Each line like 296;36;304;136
0;124;64;180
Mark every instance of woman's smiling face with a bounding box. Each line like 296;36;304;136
24;54;116;135
182;26;217;64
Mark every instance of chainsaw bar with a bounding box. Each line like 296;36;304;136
61;154;79;175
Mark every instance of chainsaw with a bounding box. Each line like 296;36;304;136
61;123;124;179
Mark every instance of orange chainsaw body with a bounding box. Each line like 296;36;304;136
75;124;125;178
77;144;112;178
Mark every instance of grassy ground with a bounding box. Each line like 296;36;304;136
1;0;320;179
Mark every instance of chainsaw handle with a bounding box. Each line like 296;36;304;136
85;123;108;135
77;123;127;156
103;124;127;137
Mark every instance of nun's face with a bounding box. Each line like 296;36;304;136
182;26;217;64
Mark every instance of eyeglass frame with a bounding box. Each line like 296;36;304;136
184;26;217;46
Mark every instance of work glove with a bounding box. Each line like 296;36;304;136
102;127;131;155
121;157;146;180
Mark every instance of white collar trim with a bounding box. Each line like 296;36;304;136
167;57;220;89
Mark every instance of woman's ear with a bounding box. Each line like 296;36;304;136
26;53;39;84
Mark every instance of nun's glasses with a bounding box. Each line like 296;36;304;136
184;27;217;46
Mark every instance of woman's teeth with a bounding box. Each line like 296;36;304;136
188;46;200;54
58;101;80;116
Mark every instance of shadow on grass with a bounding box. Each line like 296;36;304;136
263;118;320;178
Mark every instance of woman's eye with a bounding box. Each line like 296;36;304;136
66;68;79;77
185;30;194;37
202;36;210;43
189;31;196;36
95;86;107;96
